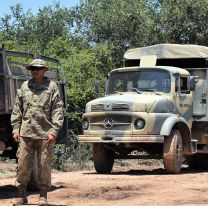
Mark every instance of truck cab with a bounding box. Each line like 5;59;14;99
79;44;208;174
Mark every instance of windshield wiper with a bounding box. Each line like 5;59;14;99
111;91;124;95
144;88;158;92
142;88;162;94
132;88;142;94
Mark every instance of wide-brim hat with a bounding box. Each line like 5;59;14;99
26;58;48;70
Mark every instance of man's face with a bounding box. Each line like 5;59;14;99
30;67;47;79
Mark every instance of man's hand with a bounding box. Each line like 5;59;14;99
13;133;20;143
46;134;56;146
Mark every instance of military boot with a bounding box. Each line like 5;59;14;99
13;185;28;206
38;186;48;206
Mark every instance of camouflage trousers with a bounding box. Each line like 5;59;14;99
16;137;54;188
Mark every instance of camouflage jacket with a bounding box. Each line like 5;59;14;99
11;77;64;139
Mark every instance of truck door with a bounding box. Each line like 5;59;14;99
189;69;207;119
175;75;193;128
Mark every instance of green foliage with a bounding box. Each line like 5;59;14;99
45;34;114;132
73;0;208;63
63;44;112;132
156;0;208;44
73;0;156;66
0;2;72;53
52;130;93;171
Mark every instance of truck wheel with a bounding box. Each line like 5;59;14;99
93;143;114;174
27;150;40;191
163;129;183;174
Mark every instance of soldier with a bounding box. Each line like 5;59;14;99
11;59;64;206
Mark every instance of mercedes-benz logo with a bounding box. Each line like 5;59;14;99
104;117;114;129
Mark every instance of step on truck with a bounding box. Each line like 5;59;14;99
78;44;208;174
0;47;68;187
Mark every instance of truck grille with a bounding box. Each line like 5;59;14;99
90;115;131;130
91;104;105;111
112;103;129;111
91;103;129;112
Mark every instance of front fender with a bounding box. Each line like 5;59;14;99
160;115;189;136
160;115;192;154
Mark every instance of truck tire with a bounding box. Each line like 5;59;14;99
27;150;40;191
93;143;114;174
188;154;208;170
163;129;183;174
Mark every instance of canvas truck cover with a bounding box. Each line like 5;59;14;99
124;44;208;60
124;44;208;68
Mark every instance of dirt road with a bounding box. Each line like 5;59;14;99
1;161;208;206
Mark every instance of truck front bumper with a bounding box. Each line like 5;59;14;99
78;134;164;143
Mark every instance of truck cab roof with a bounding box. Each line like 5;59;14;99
111;66;190;76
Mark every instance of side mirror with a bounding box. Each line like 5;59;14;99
189;76;196;91
95;81;99;96
105;79;109;95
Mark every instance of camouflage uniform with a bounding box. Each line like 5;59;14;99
11;77;64;189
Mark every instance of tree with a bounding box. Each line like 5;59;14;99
48;36;113;132
0;2;73;53
72;0;208;63
72;0;156;66
156;0;208;45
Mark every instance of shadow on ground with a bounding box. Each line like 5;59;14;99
0;184;65;200
84;166;207;176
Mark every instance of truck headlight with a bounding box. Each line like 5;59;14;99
135;119;145;129
82;119;89;130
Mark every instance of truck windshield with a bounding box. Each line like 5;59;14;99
107;69;171;94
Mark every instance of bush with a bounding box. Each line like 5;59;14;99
52;130;93;171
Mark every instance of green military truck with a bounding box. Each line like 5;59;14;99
0;47;68;187
78;44;208;174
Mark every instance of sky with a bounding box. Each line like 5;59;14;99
0;0;80;17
